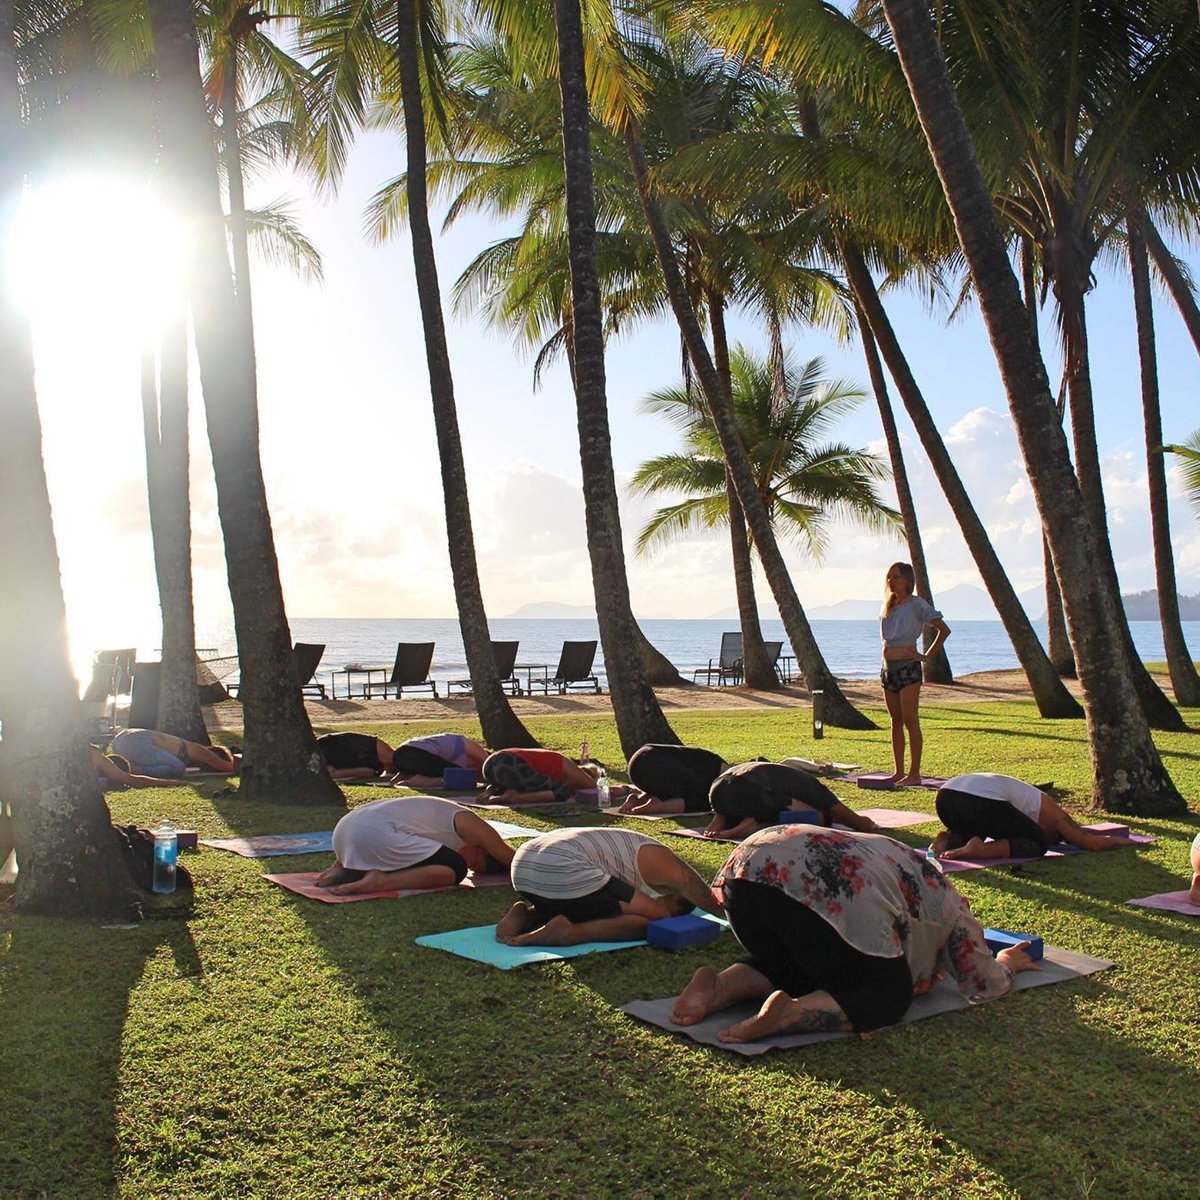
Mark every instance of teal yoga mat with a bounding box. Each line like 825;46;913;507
416;912;729;969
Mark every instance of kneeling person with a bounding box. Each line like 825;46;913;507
316;795;515;895
481;749;601;805
706;762;877;840
619;744;730;815
392;733;490;787
497;827;723;946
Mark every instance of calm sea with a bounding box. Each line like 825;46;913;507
181;617;1200;692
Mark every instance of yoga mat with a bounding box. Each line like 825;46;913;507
415;912;729;969
621;947;1112;1057
265;871;511;904
935;829;1155;873
780;758;862;777
854;773;947;791
201;819;540;858
1126;890;1200;915
664;810;933;843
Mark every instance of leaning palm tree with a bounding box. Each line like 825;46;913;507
631;352;900;621
877;0;1183;814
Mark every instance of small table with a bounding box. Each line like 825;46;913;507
777;655;796;684
331;664;391;700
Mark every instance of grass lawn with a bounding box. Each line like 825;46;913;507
2;700;1199;1198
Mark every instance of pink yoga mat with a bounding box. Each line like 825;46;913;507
1126;890;1200;915
854;773;946;791
264;871;512;904
936;829;1155;873
664;810;932;844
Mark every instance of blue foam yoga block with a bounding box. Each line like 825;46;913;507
775;807;822;826
442;767;478;791
646;914;723;952
983;928;1044;961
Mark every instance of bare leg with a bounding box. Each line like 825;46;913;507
1190;835;1200;904
718;988;853;1044
883;687;905;783
671;962;773;1026
896;683;923;785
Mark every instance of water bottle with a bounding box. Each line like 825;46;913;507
580;740;590;762
153;820;178;894
595;768;611;811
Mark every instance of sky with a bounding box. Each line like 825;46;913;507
11;122;1200;681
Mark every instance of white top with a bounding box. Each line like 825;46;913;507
332;796;467;872
943;773;1044;823
881;595;941;649
511;827;662;901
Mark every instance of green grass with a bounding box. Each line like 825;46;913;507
2;701;1199;1198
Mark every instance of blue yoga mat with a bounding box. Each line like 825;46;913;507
415;913;729;969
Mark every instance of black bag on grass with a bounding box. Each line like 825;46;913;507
114;824;194;894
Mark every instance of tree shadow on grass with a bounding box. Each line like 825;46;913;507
0;912;199;1197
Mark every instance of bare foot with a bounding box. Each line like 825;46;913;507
897;772;922;787
1189;874;1200;906
672;966;721;1026
940;836;989;860
717;990;850;1044
508;914;575;947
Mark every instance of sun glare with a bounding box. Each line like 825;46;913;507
6;173;189;345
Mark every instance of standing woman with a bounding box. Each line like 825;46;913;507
880;563;950;786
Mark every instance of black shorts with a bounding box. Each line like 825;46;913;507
415;844;468;883
880;660;923;694
723;879;913;1031
629;745;726;812
709;763;837;825
317;733;381;771
519;876;635;924
935;788;1049;859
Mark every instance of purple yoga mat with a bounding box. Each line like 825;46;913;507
664;810;932;844
853;773;947;791
264;871;511;904
936;829;1155;873
1126;890;1200;915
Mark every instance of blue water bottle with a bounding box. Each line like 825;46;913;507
153;820;178;894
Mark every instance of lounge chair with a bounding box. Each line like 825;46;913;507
527;640;600;695
376;642;438;699
447;641;521;696
694;632;743;686
228;643;327;700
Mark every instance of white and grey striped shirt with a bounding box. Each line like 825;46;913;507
511;827;663;900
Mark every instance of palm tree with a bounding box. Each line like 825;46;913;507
878;0;1184;814
0;0;141;916
1128;213;1200;704
631;352;899;609
145;0;342;803
1142;219;1200;358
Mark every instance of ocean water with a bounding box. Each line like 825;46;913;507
178;616;1200;693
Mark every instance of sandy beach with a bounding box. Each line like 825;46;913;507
205;667;1083;731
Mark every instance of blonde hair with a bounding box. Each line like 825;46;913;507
882;562;915;616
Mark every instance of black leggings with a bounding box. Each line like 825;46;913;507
935;788;1048;859
628;745;726;812
723;879;913;1032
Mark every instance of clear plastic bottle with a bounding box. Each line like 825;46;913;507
595;768;611;810
152;820;178;894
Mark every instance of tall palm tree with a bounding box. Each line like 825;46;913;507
0;0;140;916
878;0;1183;814
631;351;899;595
1142;218;1200;358
1128;213;1200;704
145;0;342;803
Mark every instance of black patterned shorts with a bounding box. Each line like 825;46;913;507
880;659;923;693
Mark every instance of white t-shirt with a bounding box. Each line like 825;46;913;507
511;827;662;900
942;773;1043;823
881;595;942;649
332;796;467;872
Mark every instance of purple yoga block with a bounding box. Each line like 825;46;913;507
983;928;1044;961
646;914;722;952
1086;822;1130;838
776;808;822;826
442;767;478;791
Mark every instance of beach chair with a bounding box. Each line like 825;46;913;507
292;643;327;700
693;632;743;686
447;641;521;696
527;640;601;695
763;641;784;684
376;642;438;699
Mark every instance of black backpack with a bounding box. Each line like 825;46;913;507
114;825;194;895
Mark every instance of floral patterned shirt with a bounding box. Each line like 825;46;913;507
714;827;1012;1003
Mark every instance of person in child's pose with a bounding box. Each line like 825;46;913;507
703;761;878;840
617;744;731;815
496;826;723;946
314;795;515;895
879;562;950;786
930;773;1140;860
672;827;1039;1044
479;749;602;805
109;728;237;778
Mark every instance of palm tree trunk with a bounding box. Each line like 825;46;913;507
1142;216;1200;360
146;0;341;803
396;0;535;747
0;0;141;916
880;0;1183;814
856;309;952;684
221;47;254;338
633;625;689;686
844;244;1080;717
623;125;872;729
552;0;679;753
1128;216;1200;705
708;287;776;690
140;319;207;742
1021;235;1074;676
